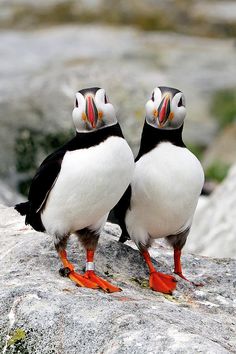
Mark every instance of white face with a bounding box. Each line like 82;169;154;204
72;88;117;133
145;87;186;130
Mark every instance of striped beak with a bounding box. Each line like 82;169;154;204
157;95;171;127
85;95;98;129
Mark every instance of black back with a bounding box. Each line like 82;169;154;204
16;123;123;232
109;121;185;242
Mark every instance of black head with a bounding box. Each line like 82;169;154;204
146;86;186;130
72;87;117;132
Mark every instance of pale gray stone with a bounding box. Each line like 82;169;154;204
187;164;236;259
0;205;235;353
202;123;236;169
0;181;23;207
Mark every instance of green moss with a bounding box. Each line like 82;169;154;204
163;294;177;302
7;328;26;347
205;161;230;182
211;89;236;128
6;328;28;353
130;277;149;288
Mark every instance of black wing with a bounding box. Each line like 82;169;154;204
28;150;65;211
15;151;64;231
23;149;66;231
108;185;132;243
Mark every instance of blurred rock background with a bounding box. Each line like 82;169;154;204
0;0;236;257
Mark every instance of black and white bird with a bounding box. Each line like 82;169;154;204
15;87;134;293
111;86;204;294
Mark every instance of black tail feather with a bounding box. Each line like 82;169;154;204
15;202;30;216
108;185;132;244
108;210;130;243
118;232;130;243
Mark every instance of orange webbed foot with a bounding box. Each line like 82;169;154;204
59;267;99;289
150;271;177;294
158;271;178;282
174;272;203;287
84;270;122;293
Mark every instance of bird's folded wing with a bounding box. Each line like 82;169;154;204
28;150;65;214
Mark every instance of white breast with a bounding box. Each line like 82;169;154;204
126;142;204;242
41;136;134;236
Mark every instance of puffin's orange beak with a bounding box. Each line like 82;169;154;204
85;96;98;128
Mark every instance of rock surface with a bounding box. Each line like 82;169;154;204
0;205;235;353
202;123;236;169
193;1;236;23
187;164;236;259
0;180;23;207
1;23;236;189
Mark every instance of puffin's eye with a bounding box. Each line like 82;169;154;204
178;97;183;107
75;99;78;107
104;94;108;104
151;92;155;101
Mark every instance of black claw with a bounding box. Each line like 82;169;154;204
59;267;71;277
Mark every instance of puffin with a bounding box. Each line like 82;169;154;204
111;86;204;294
15;87;134;293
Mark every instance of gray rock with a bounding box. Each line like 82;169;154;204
187;164;236;258
0;205;235;353
202;123;236;169
193;1;236;23
0;180;24;206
